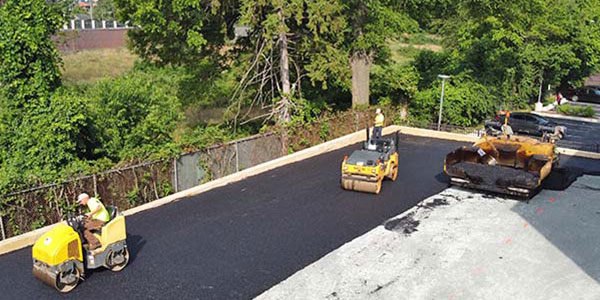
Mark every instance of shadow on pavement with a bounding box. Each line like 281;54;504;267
512;174;600;283
434;172;450;184
126;234;145;265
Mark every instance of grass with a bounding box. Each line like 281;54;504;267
556;104;596;118
388;35;443;66
61;47;138;84
398;33;442;46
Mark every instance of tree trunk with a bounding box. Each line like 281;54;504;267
278;9;291;123
351;52;372;108
278;8;291;155
400;103;408;122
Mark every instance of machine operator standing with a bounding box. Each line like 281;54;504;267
373;108;385;139
77;193;110;250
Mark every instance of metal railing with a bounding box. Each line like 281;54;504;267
62;19;132;31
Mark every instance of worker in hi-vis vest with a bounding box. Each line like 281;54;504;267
77;193;110;250
373;108;384;139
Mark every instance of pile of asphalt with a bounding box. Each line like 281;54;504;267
449;162;538;188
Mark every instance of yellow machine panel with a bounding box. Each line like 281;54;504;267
96;215;127;251
32;224;82;266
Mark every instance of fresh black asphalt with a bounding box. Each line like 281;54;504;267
1;135;599;300
547;116;600;145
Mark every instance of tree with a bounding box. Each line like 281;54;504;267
438;0;600;106
0;0;95;193
340;0;418;107
0;0;64;106
236;0;346;123
94;0;116;20
114;0;238;66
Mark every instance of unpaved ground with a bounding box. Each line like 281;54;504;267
256;176;600;300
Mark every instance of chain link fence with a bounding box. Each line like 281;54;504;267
174;132;284;192
4;110;599;240
0;132;284;240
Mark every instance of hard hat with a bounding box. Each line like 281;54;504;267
77;193;89;203
376;108;381;114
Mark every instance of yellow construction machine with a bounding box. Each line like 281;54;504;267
341;128;399;194
32;206;129;292
444;134;558;198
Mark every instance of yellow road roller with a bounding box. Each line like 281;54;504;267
32;206;129;292
444;135;558;198
341;128;399;194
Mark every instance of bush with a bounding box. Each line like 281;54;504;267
556;104;595;118
409;78;497;126
0;89;92;194
88;67;184;161
371;63;420;104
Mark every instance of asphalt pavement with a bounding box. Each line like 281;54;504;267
1;135;599;299
546;116;600;145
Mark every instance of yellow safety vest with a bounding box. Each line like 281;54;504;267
375;113;385;127
87;197;110;222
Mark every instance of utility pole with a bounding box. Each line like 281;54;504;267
89;0;94;20
437;75;451;131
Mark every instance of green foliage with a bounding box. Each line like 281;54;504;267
238;0;348;111
88;67;184;161
0;0;65;104
0;89;92;194
114;0;237;66
288;98;331;126
398;33;441;46
177;124;237;151
409;77;496;126
319;122;330;141
412;50;459;89
342;0;418;59
371;63;420;104
556;104;595;118
94;0;116;20
438;0;600;106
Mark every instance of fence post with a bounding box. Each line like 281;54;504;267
93;174;98;197
0;211;5;241
235;141;240;172
173;157;178;193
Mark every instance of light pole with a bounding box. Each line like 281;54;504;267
437;75;451;131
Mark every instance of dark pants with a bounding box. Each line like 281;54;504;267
373;126;383;139
84;219;105;250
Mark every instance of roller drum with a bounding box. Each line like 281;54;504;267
341;177;382;194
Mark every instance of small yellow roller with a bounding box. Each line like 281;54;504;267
32;206;129;293
341;128;399;194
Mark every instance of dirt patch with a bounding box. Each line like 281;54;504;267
384;212;420;235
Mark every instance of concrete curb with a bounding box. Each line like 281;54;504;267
396;126;479;143
557;147;600;160
532;111;600;124
0;126;399;256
